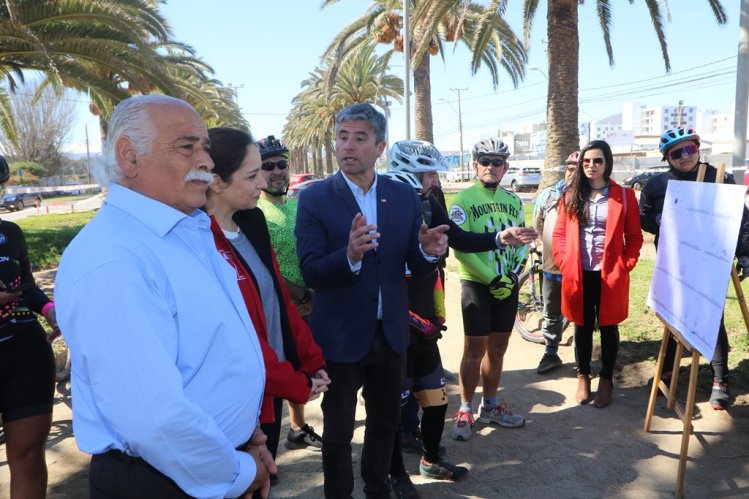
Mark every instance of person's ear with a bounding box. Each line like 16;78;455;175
209;173;225;194
116;137;139;178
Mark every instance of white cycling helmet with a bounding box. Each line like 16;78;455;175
381;170;422;191
472;137;510;160
389;140;448;173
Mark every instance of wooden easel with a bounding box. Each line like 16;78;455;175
643;164;747;499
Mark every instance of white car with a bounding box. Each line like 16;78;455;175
445;169;474;182
500;165;542;192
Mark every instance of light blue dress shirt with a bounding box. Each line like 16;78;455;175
55;184;266;499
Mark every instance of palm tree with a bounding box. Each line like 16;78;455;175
322;0;527;143
284;43;403;175
0;1;176;138
517;0;728;187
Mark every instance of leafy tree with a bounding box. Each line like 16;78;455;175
322;0;527;143
0;82;76;177
284;43;403;175
516;0;728;187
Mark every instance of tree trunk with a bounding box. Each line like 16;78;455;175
413;52;433;143
324;128;334;175
541;0;580;189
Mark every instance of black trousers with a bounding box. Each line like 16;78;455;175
260;396;284;459
574;270;620;380
89;451;190;499
321;326;405;499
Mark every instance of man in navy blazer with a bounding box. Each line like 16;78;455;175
296;102;449;498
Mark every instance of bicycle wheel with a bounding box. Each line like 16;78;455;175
514;268;546;343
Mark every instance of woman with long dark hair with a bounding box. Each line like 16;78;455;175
553;140;643;408
203;128;330;485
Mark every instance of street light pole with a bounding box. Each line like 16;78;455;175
450;88;467;173
403;5;411;139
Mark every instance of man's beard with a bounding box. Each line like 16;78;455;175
262;184;287;196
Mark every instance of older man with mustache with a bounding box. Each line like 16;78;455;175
55;95;274;499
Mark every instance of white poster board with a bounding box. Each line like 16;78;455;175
647;180;747;360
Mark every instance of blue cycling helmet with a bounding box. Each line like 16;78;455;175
659;128;700;158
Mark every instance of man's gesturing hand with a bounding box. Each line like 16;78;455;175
347;213;379;265
419;223;449;257
499;227;538;246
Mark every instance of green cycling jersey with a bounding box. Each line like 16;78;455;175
448;183;528;285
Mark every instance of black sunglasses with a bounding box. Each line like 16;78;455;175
668;144;698;161
261;160;288;171
582;157;605;166
477;157;505;167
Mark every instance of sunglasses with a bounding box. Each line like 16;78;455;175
477;158;506;167
582;157;605;166
261;160;288;171
668;144;699;160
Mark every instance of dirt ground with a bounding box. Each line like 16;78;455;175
2;262;748;498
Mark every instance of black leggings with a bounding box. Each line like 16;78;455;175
390;404;447;474
574;270;620;380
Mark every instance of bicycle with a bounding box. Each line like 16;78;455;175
514;244;571;344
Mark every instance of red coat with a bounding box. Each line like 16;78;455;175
211;216;325;424
552;180;643;326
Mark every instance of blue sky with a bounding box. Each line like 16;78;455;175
67;0;744;154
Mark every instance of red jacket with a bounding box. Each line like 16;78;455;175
552;180;643;326
211;215;325;423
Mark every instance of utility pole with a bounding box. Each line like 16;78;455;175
226;83;245;106
85;122;91;183
450;87;467;172
676;100;684;128
403;5;411;139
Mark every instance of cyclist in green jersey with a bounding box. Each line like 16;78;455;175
448;138;537;441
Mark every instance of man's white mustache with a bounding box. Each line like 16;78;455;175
184;169;214;183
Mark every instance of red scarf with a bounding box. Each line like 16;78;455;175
209;216;269;343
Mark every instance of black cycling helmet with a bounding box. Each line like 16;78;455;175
0;156;9;184
257;135;290;160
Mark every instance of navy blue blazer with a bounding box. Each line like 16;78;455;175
296;171;435;362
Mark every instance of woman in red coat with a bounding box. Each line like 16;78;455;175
553;140;642;408
204;128;330;484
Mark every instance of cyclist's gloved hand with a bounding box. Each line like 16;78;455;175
409;311;445;341
737;256;749;281
489;272;518;301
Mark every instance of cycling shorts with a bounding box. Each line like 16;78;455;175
460;279;519;336
0;321;55;422
401;338;446;408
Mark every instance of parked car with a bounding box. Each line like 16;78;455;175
289;173;319;188
288;178;324;199
500;165;542;192
622;167;668;190
444;169;474;182
2;192;42;211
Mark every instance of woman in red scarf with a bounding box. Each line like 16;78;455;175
204;128;329;480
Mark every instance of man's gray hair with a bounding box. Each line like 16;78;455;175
96;95;187;186
335;103;388;144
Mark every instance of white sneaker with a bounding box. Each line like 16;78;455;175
451;410;474;441
478;403;525;428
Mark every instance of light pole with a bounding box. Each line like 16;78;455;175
441;88;467;173
403;4;411;139
225;83;244;106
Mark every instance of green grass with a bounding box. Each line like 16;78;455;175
17;211;96;268
444;190;749;387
